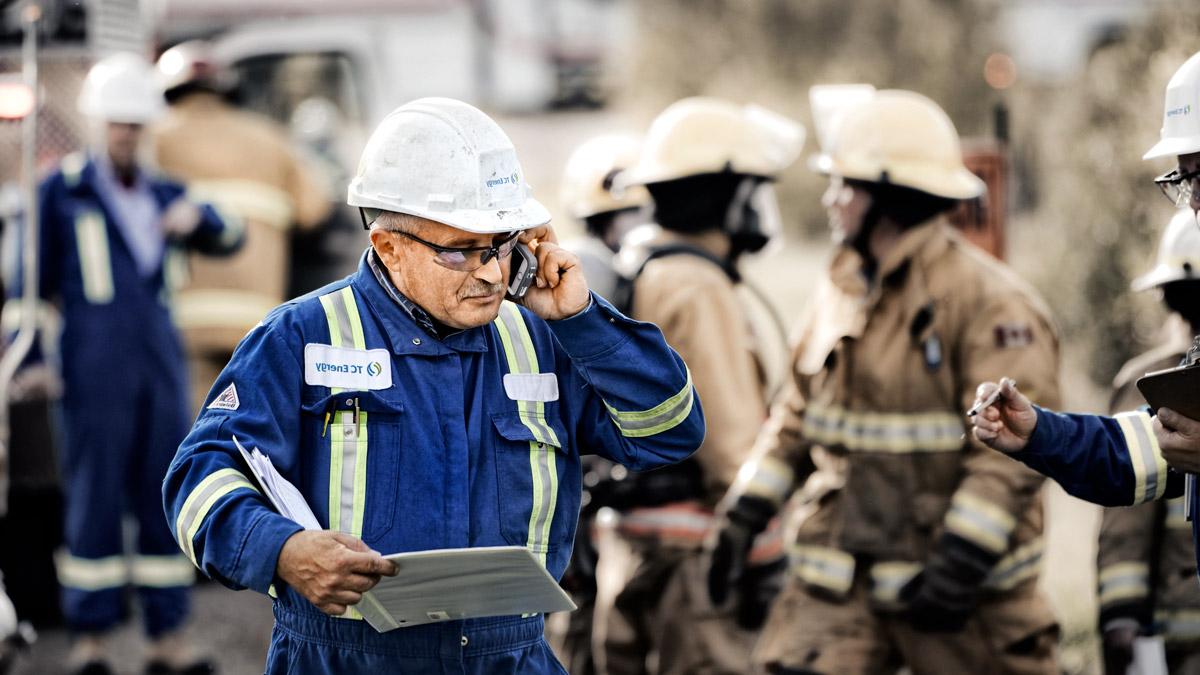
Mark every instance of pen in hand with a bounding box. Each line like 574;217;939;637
967;377;1015;417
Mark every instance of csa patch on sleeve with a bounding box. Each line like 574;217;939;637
304;344;393;390
207;383;240;411
994;323;1034;349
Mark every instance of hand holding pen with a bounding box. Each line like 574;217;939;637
969;378;1038;454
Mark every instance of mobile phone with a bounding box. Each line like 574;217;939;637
506;243;538;300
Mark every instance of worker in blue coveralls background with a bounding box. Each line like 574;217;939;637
968;50;1200;594
162;97;704;674
8;53;243;675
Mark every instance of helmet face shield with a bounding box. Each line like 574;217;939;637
726;178;782;256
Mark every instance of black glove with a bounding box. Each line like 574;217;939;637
734;557;785;630
706;495;776;606
1101;621;1139;675
901;533;999;633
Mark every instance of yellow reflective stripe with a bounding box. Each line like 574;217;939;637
187;179;295;231
131;555;195;588
1167;496;1189;529
493;302;559;567
983;538;1043;591
1116;411;1167;504
1156;609;1200;641
944;492;1017;555
869;561;921;604
737;455;795;506
173;289;279;332
602;368;694;438
175;468;259;566
318;287;371;620
74;210;114;304
804;405;963;453
788;544;855;595
56;552;128;591
1098;561;1151;606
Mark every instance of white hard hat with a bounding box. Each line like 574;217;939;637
1144;51;1200;161
622;97;804;186
347;97;549;234
77;52;165;124
156;40;229;96
809;84;875;154
1132;209;1200;291
560;134;650;220
812;89;985;200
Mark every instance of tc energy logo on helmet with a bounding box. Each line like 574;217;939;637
304;344;393;391
486;171;520;188
1168;104;1193;118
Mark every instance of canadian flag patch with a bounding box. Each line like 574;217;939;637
207;383;240;411
993;323;1034;349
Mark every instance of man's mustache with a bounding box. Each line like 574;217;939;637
459;281;504;300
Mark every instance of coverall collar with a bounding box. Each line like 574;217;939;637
829;217;951;297
354;248;489;354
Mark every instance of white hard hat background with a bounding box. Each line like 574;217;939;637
1133;208;1200;291
77;52;165;124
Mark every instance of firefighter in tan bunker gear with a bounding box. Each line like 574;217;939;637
707;88;1062;675
152;41;331;412
601;97;804;675
1097;208;1200;675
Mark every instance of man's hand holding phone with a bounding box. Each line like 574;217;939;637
513;225;590;320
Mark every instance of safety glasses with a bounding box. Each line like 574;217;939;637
1154;166;1200;207
393;229;521;272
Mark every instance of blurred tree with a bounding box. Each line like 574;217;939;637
1010;8;1200;385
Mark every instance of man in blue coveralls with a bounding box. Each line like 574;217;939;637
10;53;242;675
969;50;1200;585
162;97;704;673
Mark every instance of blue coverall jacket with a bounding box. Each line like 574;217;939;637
1012;407;1196;578
163;251;704;673
12;153;239;636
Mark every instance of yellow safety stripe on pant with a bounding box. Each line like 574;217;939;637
601;368;694;438
1097;561;1151;607
131;555;196;588
175;468;260;566
493;302;559;568
803;404;963;453
788;544;855;596
943;491;1017;556
1168;496;1189;529
74;210;114;304
736;455;795;506
869;561;921;606
187;179;296;232
56;552;128;591
319;286;370;620
1156;609;1200;641
982;538;1043;591
1115;411;1168;505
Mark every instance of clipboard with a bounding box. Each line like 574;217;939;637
355;546;576;632
1136;364;1200;418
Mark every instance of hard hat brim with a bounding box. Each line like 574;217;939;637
811;155;986;200
1131;264;1196;292
1143;135;1200;161
351;194;552;235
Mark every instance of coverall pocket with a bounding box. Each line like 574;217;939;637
491;411;571;554
302;391;403;542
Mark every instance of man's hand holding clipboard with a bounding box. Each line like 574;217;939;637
1137;365;1200;474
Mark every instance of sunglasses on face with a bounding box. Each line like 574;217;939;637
392;229;521;272
1155;166;1200;208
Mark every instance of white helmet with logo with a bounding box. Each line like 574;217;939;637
347;97;550;234
1133;209;1200;291
77;52;165;124
560;134;650;220
621;97;804;186
811;89;984;200
1144;51;1200;160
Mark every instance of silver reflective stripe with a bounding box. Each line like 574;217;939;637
1115;411;1167;504
56;552;128;591
131;555;195;588
1097;561;1151;606
602;369;694;438
494;303;559;446
983;539;1043;591
175;468;258;565
74;210;114;304
804;405;963;453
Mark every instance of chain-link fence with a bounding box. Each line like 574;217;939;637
0;50;89;186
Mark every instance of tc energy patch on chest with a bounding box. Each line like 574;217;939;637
304;343;392;390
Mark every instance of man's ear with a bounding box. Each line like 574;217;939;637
369;229;400;269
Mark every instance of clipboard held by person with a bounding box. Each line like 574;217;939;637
1136;363;1200;419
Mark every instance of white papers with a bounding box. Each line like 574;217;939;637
1127;636;1168;675
356;546;577;632
233;436;322;531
